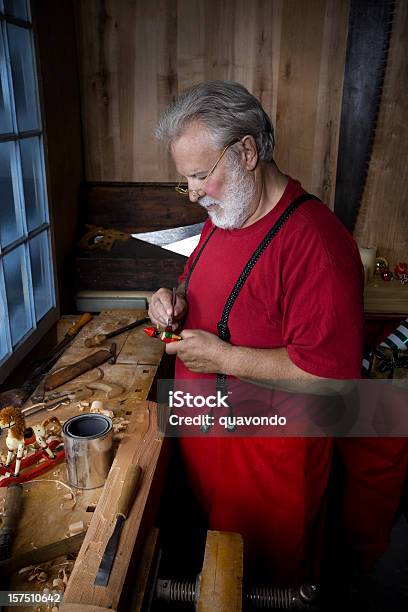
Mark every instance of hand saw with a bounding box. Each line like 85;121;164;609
334;0;395;232
132;222;204;256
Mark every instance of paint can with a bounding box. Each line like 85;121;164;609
62;413;113;489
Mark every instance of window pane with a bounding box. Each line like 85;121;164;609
20;137;46;231
29;230;53;321
0;28;14;134
4;0;29;21
3;244;32;345
0;267;11;362
7;24;39;131
0;141;23;247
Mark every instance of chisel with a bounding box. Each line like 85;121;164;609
37;313;93;363
94;464;142;587
85;317;150;348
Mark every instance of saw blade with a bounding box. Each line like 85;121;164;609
131;222;204;246
334;0;395;232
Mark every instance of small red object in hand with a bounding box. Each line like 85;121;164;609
143;326;182;343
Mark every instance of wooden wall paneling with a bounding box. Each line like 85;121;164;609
177;0;206;91
179;0;280;126
177;0;281;173
134;0;178;181
274;0;349;209
75;0;179;182
75;0;112;181
83;183;207;232
353;0;408;266
311;0;350;208
76;0;349;203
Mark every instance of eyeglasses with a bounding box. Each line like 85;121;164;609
175;139;240;197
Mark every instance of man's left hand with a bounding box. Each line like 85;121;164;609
165;329;231;374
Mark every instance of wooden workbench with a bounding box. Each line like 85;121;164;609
0;310;166;611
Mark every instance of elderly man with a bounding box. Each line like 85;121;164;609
149;81;364;583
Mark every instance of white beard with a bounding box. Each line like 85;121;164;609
198;157;256;229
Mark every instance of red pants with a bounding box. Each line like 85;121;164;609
179;436;333;583
336;437;408;569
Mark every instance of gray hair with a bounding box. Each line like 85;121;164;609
155;81;275;162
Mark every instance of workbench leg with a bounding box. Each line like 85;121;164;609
196;530;243;612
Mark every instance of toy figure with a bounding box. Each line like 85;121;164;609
0;406;62;478
143;326;182;344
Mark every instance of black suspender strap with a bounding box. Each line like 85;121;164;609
184;226;217;292
217;193;320;342
184;192;320;431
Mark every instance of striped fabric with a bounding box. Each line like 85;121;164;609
362;319;408;376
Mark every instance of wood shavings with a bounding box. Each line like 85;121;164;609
61;490;75;510
46;402;64;412
52;577;64;589
19;557;74;603
24;478;76;497
87;381;123;399
90;399;103;411
28;567;48;582
59;566;70;586
90;399;114;418
68;520;84;536
113;417;130;433
84;367;104;382
19;564;35;574
60;499;76;511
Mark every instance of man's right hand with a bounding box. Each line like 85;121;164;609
148;287;188;331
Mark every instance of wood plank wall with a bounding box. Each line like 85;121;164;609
354;0;408;267
74;0;349;208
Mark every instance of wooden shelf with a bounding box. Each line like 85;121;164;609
364;281;408;317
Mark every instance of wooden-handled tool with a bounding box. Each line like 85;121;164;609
165;287;177;332
0;314;93;408
85;317;150;348
94;464;142;586
44;344;116;391
0;484;23;561
38;313;93;363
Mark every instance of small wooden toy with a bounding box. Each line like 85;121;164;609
0;406;63;481
143;326;182;344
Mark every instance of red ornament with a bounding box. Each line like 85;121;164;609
143;326;182;343
394;262;408;279
143;326;157;337
381;270;394;282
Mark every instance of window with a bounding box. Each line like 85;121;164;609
0;0;56;382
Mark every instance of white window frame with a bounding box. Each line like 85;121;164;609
0;0;58;384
